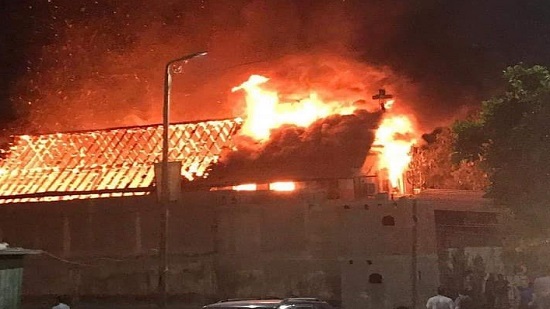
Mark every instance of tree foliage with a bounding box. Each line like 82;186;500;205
408;127;488;190
454;64;550;221
429;65;550;274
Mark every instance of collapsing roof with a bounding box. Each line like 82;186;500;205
0;118;241;204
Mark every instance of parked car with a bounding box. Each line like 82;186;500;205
203;298;335;309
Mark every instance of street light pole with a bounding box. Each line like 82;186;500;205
159;51;207;309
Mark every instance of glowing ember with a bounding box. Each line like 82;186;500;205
232;184;257;191
232;74;356;140
374;115;416;188
269;182;296;191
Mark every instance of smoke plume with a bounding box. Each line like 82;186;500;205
4;0;415;134
5;0;544;133
204;109;383;184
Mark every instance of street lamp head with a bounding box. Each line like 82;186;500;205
181;51;208;62
184;51;208;62
167;51;209;69
167;51;208;74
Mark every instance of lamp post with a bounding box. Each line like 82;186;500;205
159;51;207;309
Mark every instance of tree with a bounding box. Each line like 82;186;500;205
454;64;550;222
408;127;488;190
454;65;550;274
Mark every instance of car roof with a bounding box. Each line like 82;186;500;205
204;298;327;309
205;299;283;308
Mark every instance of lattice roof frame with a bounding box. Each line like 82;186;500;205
0;118;242;204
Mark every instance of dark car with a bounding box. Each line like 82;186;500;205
203;298;335;309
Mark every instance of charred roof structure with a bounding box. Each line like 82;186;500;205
0;118;241;203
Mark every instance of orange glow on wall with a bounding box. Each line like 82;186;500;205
232;184;257;191
269;182;296;191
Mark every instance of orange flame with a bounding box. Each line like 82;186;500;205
384;99;395;110
232;75;356;140
231;182;296;192
269;182;296;191
233;183;257;191
374;115;416;188
232;74;416;191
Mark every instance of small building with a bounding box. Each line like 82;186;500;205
0;248;40;309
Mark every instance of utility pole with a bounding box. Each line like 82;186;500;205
411;199;418;309
159;51;207;309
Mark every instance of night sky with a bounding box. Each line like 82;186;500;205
1;0;549;134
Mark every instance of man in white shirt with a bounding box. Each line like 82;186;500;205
52;296;70;309
427;287;455;309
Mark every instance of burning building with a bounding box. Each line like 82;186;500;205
0;118;241;203
0;74;501;309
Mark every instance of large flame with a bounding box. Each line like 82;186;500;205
232;75;356;140
374;115;416;188
232;74;417;192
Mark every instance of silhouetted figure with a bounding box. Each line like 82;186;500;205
427;286;455;309
519;282;534;309
485;274;496;309
495;274;509;309
52;296;70;309
455;289;474;309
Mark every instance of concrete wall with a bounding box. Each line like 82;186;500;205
0;190;440;309
0;254;25;309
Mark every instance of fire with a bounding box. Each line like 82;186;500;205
232;184;257;191
0;119;240;203
374;115;416;188
232;74;417;192
232;75;356;140
269;182;296;191
230;182;296;192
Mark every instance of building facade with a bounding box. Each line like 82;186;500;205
0;119;502;309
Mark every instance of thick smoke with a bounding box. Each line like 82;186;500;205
5;0;546;134
4;0;414;134
227;53;419;118
204;109;383;184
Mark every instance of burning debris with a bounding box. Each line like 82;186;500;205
206;109;383;184
203;73;417;188
0;119;241;203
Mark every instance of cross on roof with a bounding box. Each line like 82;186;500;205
372;88;393;111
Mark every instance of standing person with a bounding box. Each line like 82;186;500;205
455;290;474;309
495;274;510;309
52;296;70;309
427;286;455;309
518;282;534;309
485;274;497;309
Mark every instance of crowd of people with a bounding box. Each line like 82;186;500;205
427;273;537;309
